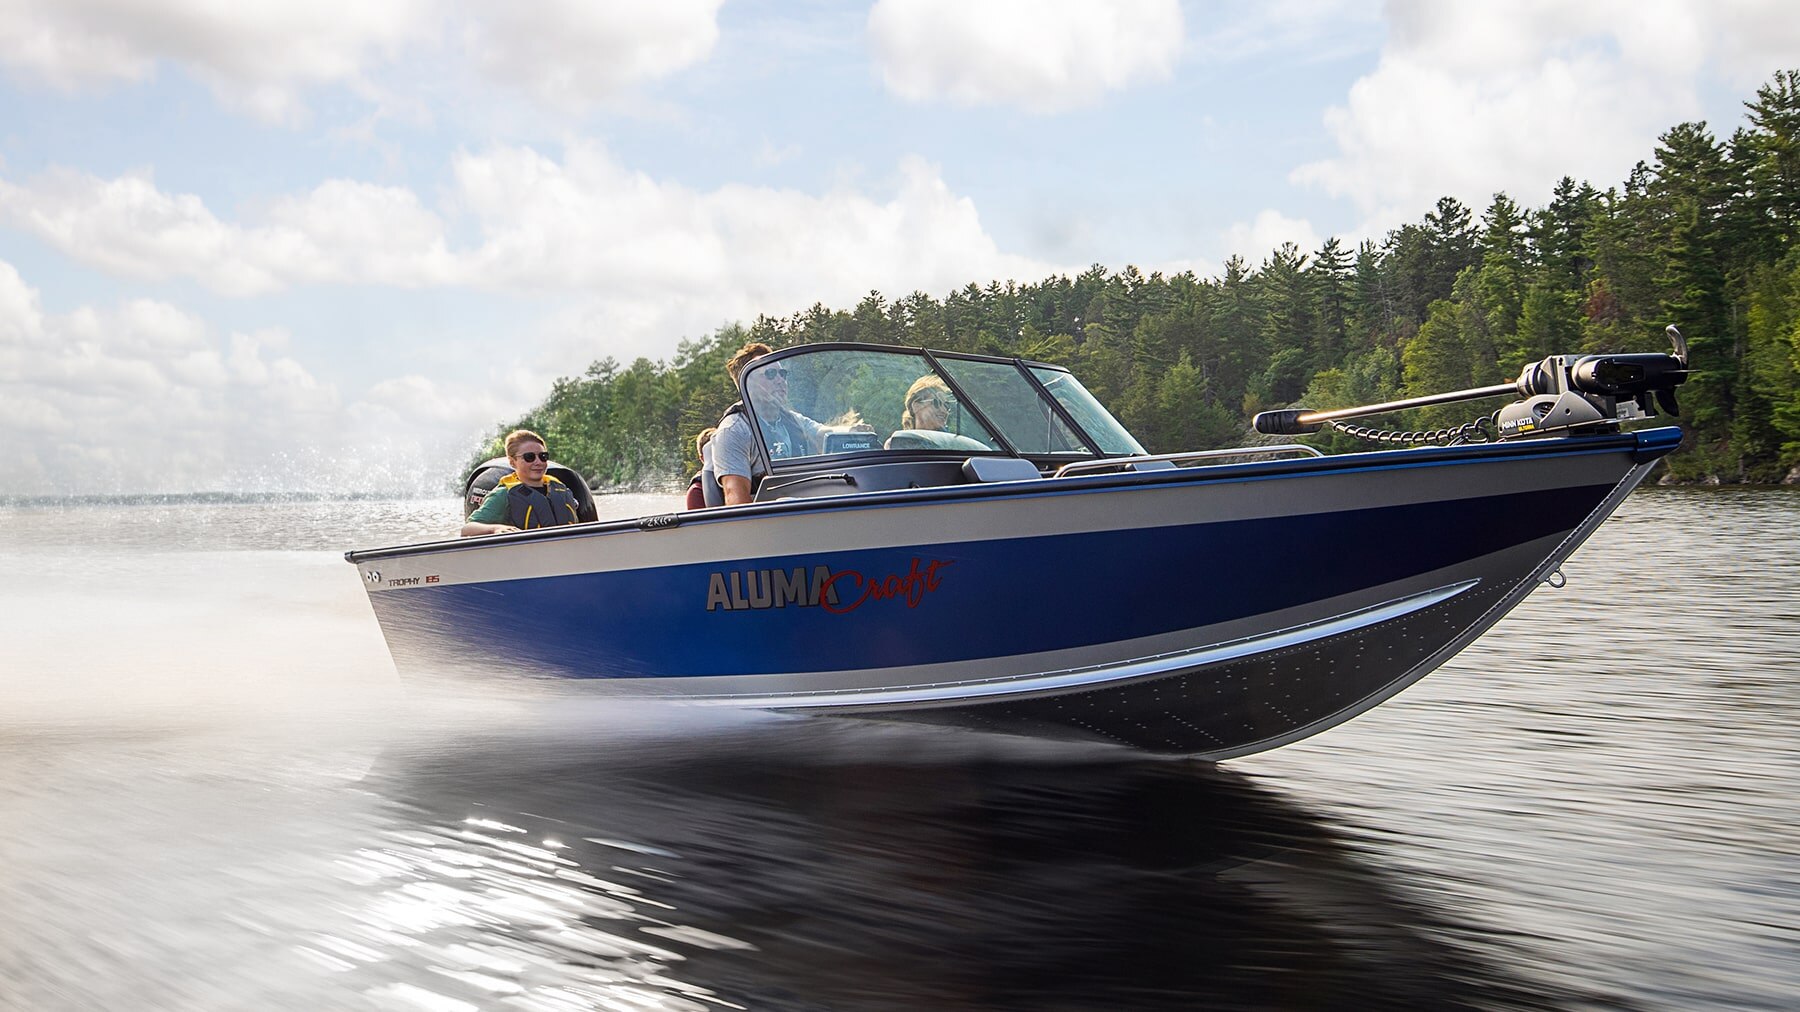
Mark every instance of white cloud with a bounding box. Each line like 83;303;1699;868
1706;0;1800;89
443;144;1062;371
1144;255;1221;282
262;179;460;285
452;144;1053;301
0;145;1058;312
0;169;455;295
754;139;803;169
1220;210;1322;263
0;0;430;122
1190;0;1382;65
868;0;1183;113
462;0;723;111
0;146;1067;492
0;259;512;495
0;0;724;122
1291;0;1800;233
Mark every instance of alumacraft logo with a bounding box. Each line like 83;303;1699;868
706;558;952;614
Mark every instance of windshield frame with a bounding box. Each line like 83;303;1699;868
736;342;1131;472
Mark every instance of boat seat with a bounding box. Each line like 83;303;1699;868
1130;459;1178;471
961;457;1041;483
886;429;993;452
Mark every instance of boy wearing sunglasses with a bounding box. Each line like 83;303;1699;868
461;429;583;536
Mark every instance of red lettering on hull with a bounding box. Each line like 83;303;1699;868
820;558;952;614
706;559;951;613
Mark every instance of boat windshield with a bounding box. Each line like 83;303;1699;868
1029;367;1146;455
739;346;1145;462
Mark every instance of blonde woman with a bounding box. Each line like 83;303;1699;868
901;375;954;431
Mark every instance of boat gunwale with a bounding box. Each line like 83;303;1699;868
345;426;1679;565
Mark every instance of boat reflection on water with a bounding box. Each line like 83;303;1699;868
342;715;1578;1010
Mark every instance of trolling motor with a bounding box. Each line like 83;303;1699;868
1255;326;1690;443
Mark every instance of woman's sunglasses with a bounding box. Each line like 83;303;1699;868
516;451;550;463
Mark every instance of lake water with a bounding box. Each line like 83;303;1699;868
1;488;1795;1010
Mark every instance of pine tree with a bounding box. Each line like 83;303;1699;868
1535;176;1600;292
1402;299;1472;429
1510;282;1583;374
1477;192;1530;362
1256;242;1314;401
1424;196;1481;299
1741;253;1800;476
1309;237;1353;368
1651;122;1737;451
1743;70;1800;255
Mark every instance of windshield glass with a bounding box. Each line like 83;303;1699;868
1030;367;1147;455
741;348;999;458
935;358;1091;455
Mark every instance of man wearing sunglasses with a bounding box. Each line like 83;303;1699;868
461;429;583;536
711;341;832;506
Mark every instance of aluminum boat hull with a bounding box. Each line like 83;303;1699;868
349;427;1679;758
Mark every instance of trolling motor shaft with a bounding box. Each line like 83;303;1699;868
1255;326;1691;440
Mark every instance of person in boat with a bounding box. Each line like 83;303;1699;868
885;374;992;451
712;342;830;505
460;429;582;536
901;375;954;431
684;427;716;510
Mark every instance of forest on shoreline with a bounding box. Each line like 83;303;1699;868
477;71;1800;488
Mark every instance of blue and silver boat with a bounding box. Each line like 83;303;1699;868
348;333;1689;759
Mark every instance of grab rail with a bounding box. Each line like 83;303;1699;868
1053;444;1323;478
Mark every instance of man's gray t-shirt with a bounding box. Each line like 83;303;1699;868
711;411;766;483
712;408;827;485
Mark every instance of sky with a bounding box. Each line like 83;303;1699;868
2;0;1798;496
